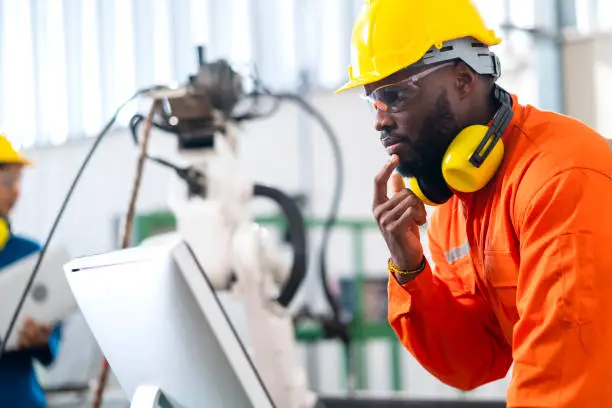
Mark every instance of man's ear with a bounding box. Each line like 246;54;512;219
454;62;477;100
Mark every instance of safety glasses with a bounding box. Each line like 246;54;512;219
362;62;454;112
0;166;22;189
0;170;21;189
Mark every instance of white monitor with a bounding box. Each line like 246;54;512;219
63;235;275;408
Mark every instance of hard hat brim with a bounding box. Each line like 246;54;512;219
335;35;503;95
335;79;368;94
0;157;32;167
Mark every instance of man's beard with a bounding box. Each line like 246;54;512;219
396;90;461;200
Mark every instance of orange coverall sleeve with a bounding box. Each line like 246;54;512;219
388;223;513;391
509;168;612;407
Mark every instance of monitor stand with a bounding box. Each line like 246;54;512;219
130;385;175;408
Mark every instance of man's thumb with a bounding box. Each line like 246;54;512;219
390;173;406;195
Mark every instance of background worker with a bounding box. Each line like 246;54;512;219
0;135;62;407
337;0;612;406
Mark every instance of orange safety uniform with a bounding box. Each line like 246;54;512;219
388;95;612;406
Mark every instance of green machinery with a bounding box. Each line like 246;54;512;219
130;210;407;392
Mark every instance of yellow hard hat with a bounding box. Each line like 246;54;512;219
336;0;502;93
0;134;31;166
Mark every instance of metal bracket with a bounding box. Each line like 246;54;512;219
130;385;175;408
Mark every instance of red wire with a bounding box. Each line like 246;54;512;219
91;359;109;408
90;100;159;408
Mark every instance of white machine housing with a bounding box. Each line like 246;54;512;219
150;129;317;408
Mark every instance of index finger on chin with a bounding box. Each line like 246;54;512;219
373;155;399;207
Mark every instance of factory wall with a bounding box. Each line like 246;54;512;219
13;82;548;400
562;31;612;137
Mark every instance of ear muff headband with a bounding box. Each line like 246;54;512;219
408;86;514;205
469;87;513;168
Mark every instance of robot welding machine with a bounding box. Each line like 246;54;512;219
67;47;339;408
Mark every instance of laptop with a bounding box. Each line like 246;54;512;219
0;244;75;349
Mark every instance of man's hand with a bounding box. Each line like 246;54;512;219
16;317;52;350
373;155;427;271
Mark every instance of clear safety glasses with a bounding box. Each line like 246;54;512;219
0;170;21;189
362;62;454;113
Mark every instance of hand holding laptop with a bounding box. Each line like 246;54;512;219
0;245;76;350
14;317;53;350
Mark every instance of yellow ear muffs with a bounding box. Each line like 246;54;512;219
0;217;10;250
407;86;514;206
441;124;505;193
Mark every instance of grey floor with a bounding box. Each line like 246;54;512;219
50;403;128;408
48;394;129;408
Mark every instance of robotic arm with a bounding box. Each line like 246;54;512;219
166;131;315;408
132;47;325;408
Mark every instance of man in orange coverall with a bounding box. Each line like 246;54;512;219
336;0;612;406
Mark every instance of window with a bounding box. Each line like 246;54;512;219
0;0;537;147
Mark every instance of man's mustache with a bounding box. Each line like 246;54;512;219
380;130;411;144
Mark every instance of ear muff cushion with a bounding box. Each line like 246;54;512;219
408;177;437;206
442;124;505;193
0;218;10;250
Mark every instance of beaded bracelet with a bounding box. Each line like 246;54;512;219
387;257;426;279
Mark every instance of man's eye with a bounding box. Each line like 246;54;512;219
387;92;401;104
393;89;418;104
386;90;414;106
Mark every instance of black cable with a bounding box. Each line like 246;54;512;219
253;184;308;308
129;114;189;174
0;88;156;360
232;92;282;122
231;71;282;123
129;113;177;141
271;92;345;333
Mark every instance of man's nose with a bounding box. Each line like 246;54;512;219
375;109;396;132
